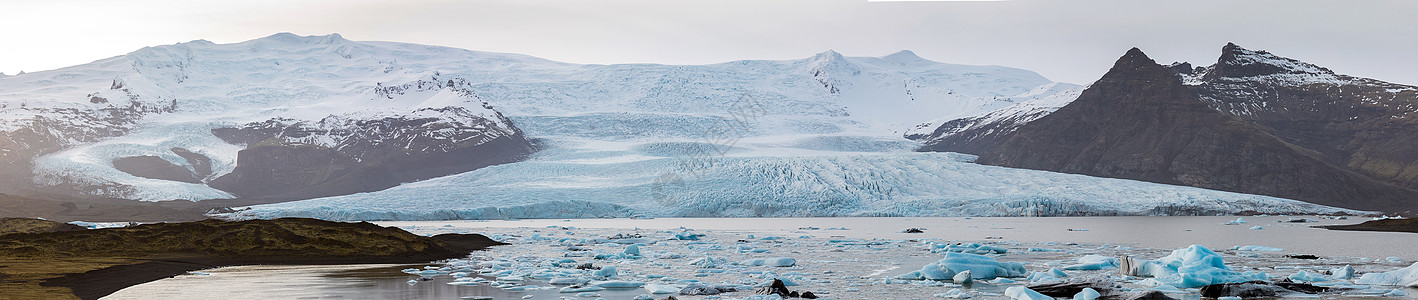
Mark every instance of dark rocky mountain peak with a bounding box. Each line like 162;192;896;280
1197;42;1338;82
957;46;1418;212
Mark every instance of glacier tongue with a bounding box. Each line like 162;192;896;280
219;140;1366;221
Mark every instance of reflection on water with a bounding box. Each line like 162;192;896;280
104;263;652;299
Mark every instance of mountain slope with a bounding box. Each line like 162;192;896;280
0;33;1069;202
1182;43;1418;192
1;33;535;201
949;47;1418;212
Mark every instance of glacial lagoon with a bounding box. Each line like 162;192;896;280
105;216;1418;299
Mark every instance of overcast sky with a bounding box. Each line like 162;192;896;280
3;0;1416;85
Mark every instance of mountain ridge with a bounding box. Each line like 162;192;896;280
918;44;1418;212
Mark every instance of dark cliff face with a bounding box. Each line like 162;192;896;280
1185;43;1418;192
970;47;1418;212
208;106;536;201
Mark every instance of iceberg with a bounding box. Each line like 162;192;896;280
590;280;645;289
1062;255;1118;270
1073;288;1101;300
741;257;797;267
1231;245;1283;252
1119;245;1268;288
1005;286;1053;300
931;242;1009;254
900;252;1027;281
1356;262;1418;287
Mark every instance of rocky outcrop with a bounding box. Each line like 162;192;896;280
208;106;535;200
112;155;201;183
962;47;1418;212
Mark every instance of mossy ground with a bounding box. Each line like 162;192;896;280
0;218;503;300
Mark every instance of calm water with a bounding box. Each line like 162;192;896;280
104;216;1418;300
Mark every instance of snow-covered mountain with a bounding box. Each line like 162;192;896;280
2;33;533;201
0;33;1366;219
916;44;1418;213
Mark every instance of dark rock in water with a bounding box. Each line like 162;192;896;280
1027;279;1113;297
680;283;728;295
574;263;596;270
903;228;925;233
1284;254;1321;260
1276;279;1331;294
1322;218;1418;233
756;279;791;297
753;279;820;299
1122;290;1176;300
1199;281;1287;298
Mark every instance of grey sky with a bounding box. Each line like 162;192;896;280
2;0;1416;85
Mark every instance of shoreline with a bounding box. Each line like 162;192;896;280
0;218;506;300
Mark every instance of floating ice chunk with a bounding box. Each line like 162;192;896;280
953;270;973;284
560;285;606;293
624;245;641;256
1063;255;1118;270
549;277;589;285
644;284;682;294
741;257;797;267
574;291;599;297
632;295;654;300
1119;244;1268;288
692;256;728;268
1004;286;1052;300
1331;265;1355;280
906;252;1027;281
1218;297;1242;300
1027;268;1068;283
1249;226;1264;230
1073;288;1100;300
591;280;645;289
1224;217;1248;225
742;295;786;300
1289;270;1336;283
1232;245;1283;252
1386;289;1409;296
673;232;703;240
503;285;540;291
936;288;973;298
1356;262;1418;287
931;242;1008;254
593;266;618;278
1388;257;1404;263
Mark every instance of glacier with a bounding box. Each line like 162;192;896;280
219;140;1364;220
0;33;1370;219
